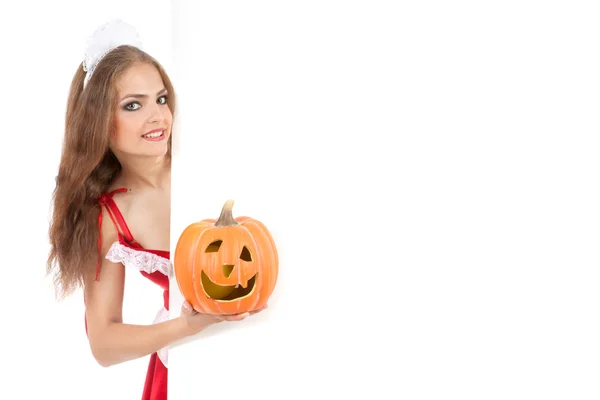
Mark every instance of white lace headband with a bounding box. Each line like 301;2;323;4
82;19;144;88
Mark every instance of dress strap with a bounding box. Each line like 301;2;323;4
102;192;135;242
95;188;135;280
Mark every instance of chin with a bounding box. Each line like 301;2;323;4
149;148;169;158
143;143;170;157
129;148;168;159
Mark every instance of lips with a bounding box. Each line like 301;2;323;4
200;270;257;301
142;128;166;139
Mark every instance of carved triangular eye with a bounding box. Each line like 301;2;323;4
205;240;222;253
240;246;252;261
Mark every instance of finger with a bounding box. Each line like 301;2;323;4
218;312;249;321
181;301;198;315
248;305;268;315
225;313;248;321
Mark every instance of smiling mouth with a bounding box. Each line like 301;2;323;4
142;129;165;139
201;271;257;301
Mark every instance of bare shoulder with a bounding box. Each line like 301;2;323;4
84;203;122;284
83;203;126;331
103;180;141;226
109;187;171;251
109;188;144;228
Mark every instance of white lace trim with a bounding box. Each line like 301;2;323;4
105;241;172;277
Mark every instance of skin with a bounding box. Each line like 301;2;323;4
83;62;266;368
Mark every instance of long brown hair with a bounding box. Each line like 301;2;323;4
47;45;176;299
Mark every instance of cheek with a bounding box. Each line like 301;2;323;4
163;107;173;127
114;113;142;142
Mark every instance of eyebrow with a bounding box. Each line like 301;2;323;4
120;88;168;102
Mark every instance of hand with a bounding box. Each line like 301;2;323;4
214;303;269;322
180;301;268;336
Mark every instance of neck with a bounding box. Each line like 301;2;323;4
117;155;171;191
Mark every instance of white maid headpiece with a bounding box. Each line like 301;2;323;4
82;19;144;88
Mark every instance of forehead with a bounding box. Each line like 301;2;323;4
115;62;165;95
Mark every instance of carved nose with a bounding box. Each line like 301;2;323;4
222;264;234;278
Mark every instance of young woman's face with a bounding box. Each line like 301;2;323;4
111;62;173;158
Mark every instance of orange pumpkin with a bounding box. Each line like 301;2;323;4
174;200;278;315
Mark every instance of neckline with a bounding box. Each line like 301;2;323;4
101;188;170;256
117;233;170;258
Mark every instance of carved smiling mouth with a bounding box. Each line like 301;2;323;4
200;271;257;301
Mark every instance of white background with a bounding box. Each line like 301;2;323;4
1;1;175;398
2;1;600;399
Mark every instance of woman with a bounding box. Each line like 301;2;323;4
46;20;265;399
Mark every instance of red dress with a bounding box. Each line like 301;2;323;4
87;188;170;400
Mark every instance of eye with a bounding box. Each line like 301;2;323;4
158;95;168;105
240;246;252;262
124;102;141;111
205;240;222;253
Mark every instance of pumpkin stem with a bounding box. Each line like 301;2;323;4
215;200;239;227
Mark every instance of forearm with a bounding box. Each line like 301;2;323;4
90;316;194;367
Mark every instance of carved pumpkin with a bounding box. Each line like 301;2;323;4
174;200;278;315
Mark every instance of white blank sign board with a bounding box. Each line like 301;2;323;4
167;1;600;399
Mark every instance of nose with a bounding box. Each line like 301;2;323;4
222;264;234;278
147;103;166;124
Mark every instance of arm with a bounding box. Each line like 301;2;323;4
83;209;204;367
84;207;260;368
84;264;195;367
